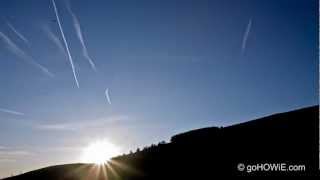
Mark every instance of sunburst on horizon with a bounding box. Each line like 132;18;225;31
81;139;121;165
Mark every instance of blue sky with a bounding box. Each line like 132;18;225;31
0;0;318;177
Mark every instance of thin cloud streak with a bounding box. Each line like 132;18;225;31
6;22;29;46
42;25;66;56
67;2;96;71
0;159;16;163
241;19;252;54
0;150;31;156
51;0;79;88
0;148;34;163
0;32;54;77
35;115;129;131
0;108;24;116
105;88;112;105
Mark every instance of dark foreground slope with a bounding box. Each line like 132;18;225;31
4;106;319;179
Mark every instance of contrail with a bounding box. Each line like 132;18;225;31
241;19;252;54
67;2;96;71
105;88;112;105
6;22;29;46
0;32;54;77
51;0;79;88
0;108;24;116
42;25;66;56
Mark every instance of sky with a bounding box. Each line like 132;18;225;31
0;0;318;177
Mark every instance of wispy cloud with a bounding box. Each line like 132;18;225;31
42;25;66;56
0;108;24;116
0;32;54;77
51;0;79;88
36;146;83;153
0;148;34;163
0;146;8;150
241;19;252;54
35;115;129;131
0;150;31;156
36;123;77;131
67;1;97;71
6;22;29;46
0;158;16;163
105;88;112;105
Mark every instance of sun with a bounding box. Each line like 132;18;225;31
81;139;120;165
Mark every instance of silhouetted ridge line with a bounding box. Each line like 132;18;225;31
226;106;317;128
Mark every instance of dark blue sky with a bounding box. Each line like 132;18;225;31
0;0;318;177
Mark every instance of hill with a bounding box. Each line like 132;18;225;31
3;106;319;179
